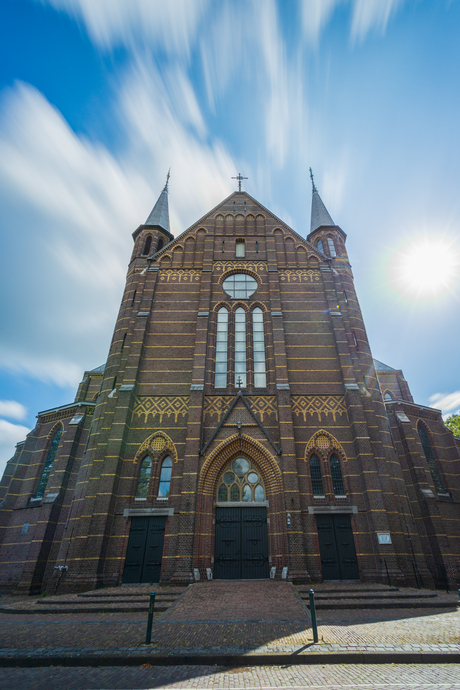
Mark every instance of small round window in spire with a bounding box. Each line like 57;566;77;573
222;274;258;299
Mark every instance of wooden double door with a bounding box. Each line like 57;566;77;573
316;513;359;580
214;506;269;579
122;516;166;584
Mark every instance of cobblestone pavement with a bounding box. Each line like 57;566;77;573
1;663;460;690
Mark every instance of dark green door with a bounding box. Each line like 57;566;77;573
123;516;166;584
316;514;359;580
214;507;269;579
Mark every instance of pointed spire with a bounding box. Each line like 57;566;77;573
309;167;335;233
144;170;170;231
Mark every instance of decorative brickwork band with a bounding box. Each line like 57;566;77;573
39;408;79;424
159;270;201;282
279;269;321;283
204;396;278;423
134;396;189;423
214;261;267;275
305;429;347;462
291;395;347;423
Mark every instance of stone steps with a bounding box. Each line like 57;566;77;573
0;586;185;615
299;585;459;610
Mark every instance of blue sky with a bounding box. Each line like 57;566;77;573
1;0;460;476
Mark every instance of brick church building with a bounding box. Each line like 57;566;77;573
1;174;459;594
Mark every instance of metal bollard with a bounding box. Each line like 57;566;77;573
309;589;318;643
145;591;156;644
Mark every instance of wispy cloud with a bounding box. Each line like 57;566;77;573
39;0;210;57
0;419;31;478
300;0;406;45
301;0;342;46
0;65;237;387
429;391;460;416
0;400;27;421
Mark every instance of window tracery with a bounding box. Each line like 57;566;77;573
217;458;265;502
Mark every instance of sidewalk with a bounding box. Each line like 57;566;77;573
0;581;459;667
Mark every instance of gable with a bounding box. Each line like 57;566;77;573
151;191;326;263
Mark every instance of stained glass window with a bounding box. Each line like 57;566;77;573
136;456;152;498
217;459;265;502
234;308;247;387
330;453;345;496
310;454;324;497
215;308;228;388
418;424;445;494
158;456;173;498
33;427;63;499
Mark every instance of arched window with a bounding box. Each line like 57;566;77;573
418;424;445;494
33;427;63;499
143;235;152;255
234;308;247;387
317;239;324;253
310;454;324;497
327;237;336;257
384;391;393;401
136;456;152;499
252;308;266;388
156;238;164;252
158;456;173;498
330;454;345;496
215;308;229;388
217;458;265;503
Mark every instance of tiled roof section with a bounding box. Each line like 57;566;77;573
311;189;335;233
89;364;105;374
373;359;397;372
145;185;170;232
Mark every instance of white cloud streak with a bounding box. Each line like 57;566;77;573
0;400;27;421
39;0;210;57
300;0;406;45
429;391;460;415
0;419;31;480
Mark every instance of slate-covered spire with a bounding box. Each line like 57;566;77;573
310;168;335;233
145;171;170;232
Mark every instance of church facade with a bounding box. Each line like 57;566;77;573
1;177;459;594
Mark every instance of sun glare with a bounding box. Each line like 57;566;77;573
394;238;460;298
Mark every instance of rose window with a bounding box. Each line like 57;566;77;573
217;458;265;502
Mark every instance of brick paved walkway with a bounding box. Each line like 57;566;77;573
0;582;459;664
1;663;460;690
163;581;307;621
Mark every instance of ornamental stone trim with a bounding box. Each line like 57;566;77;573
291;395;347;423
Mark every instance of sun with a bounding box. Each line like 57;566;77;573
394;237;460;297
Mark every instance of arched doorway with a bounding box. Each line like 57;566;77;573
214;457;269;579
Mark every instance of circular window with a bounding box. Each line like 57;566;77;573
224;472;235;484
222;274;258;299
247;472;259;484
233;458;250;475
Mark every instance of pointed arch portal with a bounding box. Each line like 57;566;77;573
198;435;281;580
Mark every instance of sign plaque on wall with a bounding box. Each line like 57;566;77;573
377;532;392;544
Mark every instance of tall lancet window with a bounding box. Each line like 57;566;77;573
317;239;324;253
33;426;63;499
327;237;336;257
234;308;247;387
136;456;152;499
418;424;445;494
252;308;266;388
215;308;229;388
310;454;324;497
